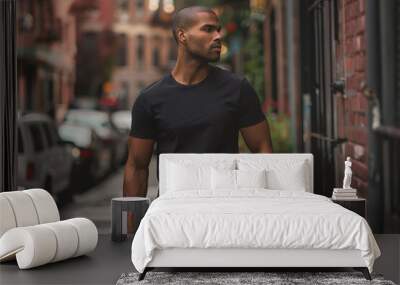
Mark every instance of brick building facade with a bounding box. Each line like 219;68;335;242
70;0;119;103
262;0;399;232
335;0;369;197
17;0;77;123
112;0;176;107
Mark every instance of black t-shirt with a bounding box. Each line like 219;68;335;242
129;64;265;180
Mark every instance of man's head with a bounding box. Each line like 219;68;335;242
172;6;222;62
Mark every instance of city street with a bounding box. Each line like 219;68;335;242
60;155;159;234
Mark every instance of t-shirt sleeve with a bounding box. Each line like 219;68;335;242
129;93;157;139
238;78;265;128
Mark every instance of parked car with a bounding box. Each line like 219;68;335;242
64;109;127;168
111;110;131;135
58;123;112;190
110;109;158;155
17;113;74;201
111;110;132;159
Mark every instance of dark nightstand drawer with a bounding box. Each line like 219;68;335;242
331;198;366;218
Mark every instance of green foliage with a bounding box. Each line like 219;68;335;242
238;112;293;153
243;22;265;103
238;131;250;153
266;112;293;153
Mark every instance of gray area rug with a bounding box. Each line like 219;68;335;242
116;271;396;285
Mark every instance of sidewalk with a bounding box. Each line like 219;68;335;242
60;155;159;234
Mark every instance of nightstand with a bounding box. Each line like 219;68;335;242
111;197;150;242
331;197;366;218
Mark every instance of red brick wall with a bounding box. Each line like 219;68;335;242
99;0;115;28
335;0;369;197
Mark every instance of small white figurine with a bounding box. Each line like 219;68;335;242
342;156;353;189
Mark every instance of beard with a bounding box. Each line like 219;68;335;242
186;46;220;63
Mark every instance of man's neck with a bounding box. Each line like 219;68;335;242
171;54;210;86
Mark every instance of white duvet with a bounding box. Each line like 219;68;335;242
131;189;381;273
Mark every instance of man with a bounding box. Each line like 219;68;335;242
123;6;273;201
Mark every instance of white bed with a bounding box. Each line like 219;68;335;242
131;153;381;281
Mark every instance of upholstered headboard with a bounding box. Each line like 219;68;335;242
159;153;314;196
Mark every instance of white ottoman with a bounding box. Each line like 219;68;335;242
0;189;98;269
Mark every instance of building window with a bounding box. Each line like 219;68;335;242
136;0;144;16
118;0;129;10
117;0;129;22
169;37;177;62
37;0;45;34
137;35;145;69
152;36;162;68
152;47;160;67
117;34;127;66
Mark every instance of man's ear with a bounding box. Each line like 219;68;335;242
177;28;186;45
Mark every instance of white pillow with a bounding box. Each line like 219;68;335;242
211;168;267;190
167;162;211;191
237;169;267;188
166;158;236;170
211;168;236;190
166;159;235;192
237;159;308;191
266;167;306;191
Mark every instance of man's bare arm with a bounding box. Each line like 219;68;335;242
240;119;273;153
123;137;155;197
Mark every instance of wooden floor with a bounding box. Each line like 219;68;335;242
0;234;399;285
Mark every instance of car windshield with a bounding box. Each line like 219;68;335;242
66;111;112;137
59;125;92;148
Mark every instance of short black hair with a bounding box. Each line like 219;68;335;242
171;6;216;43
